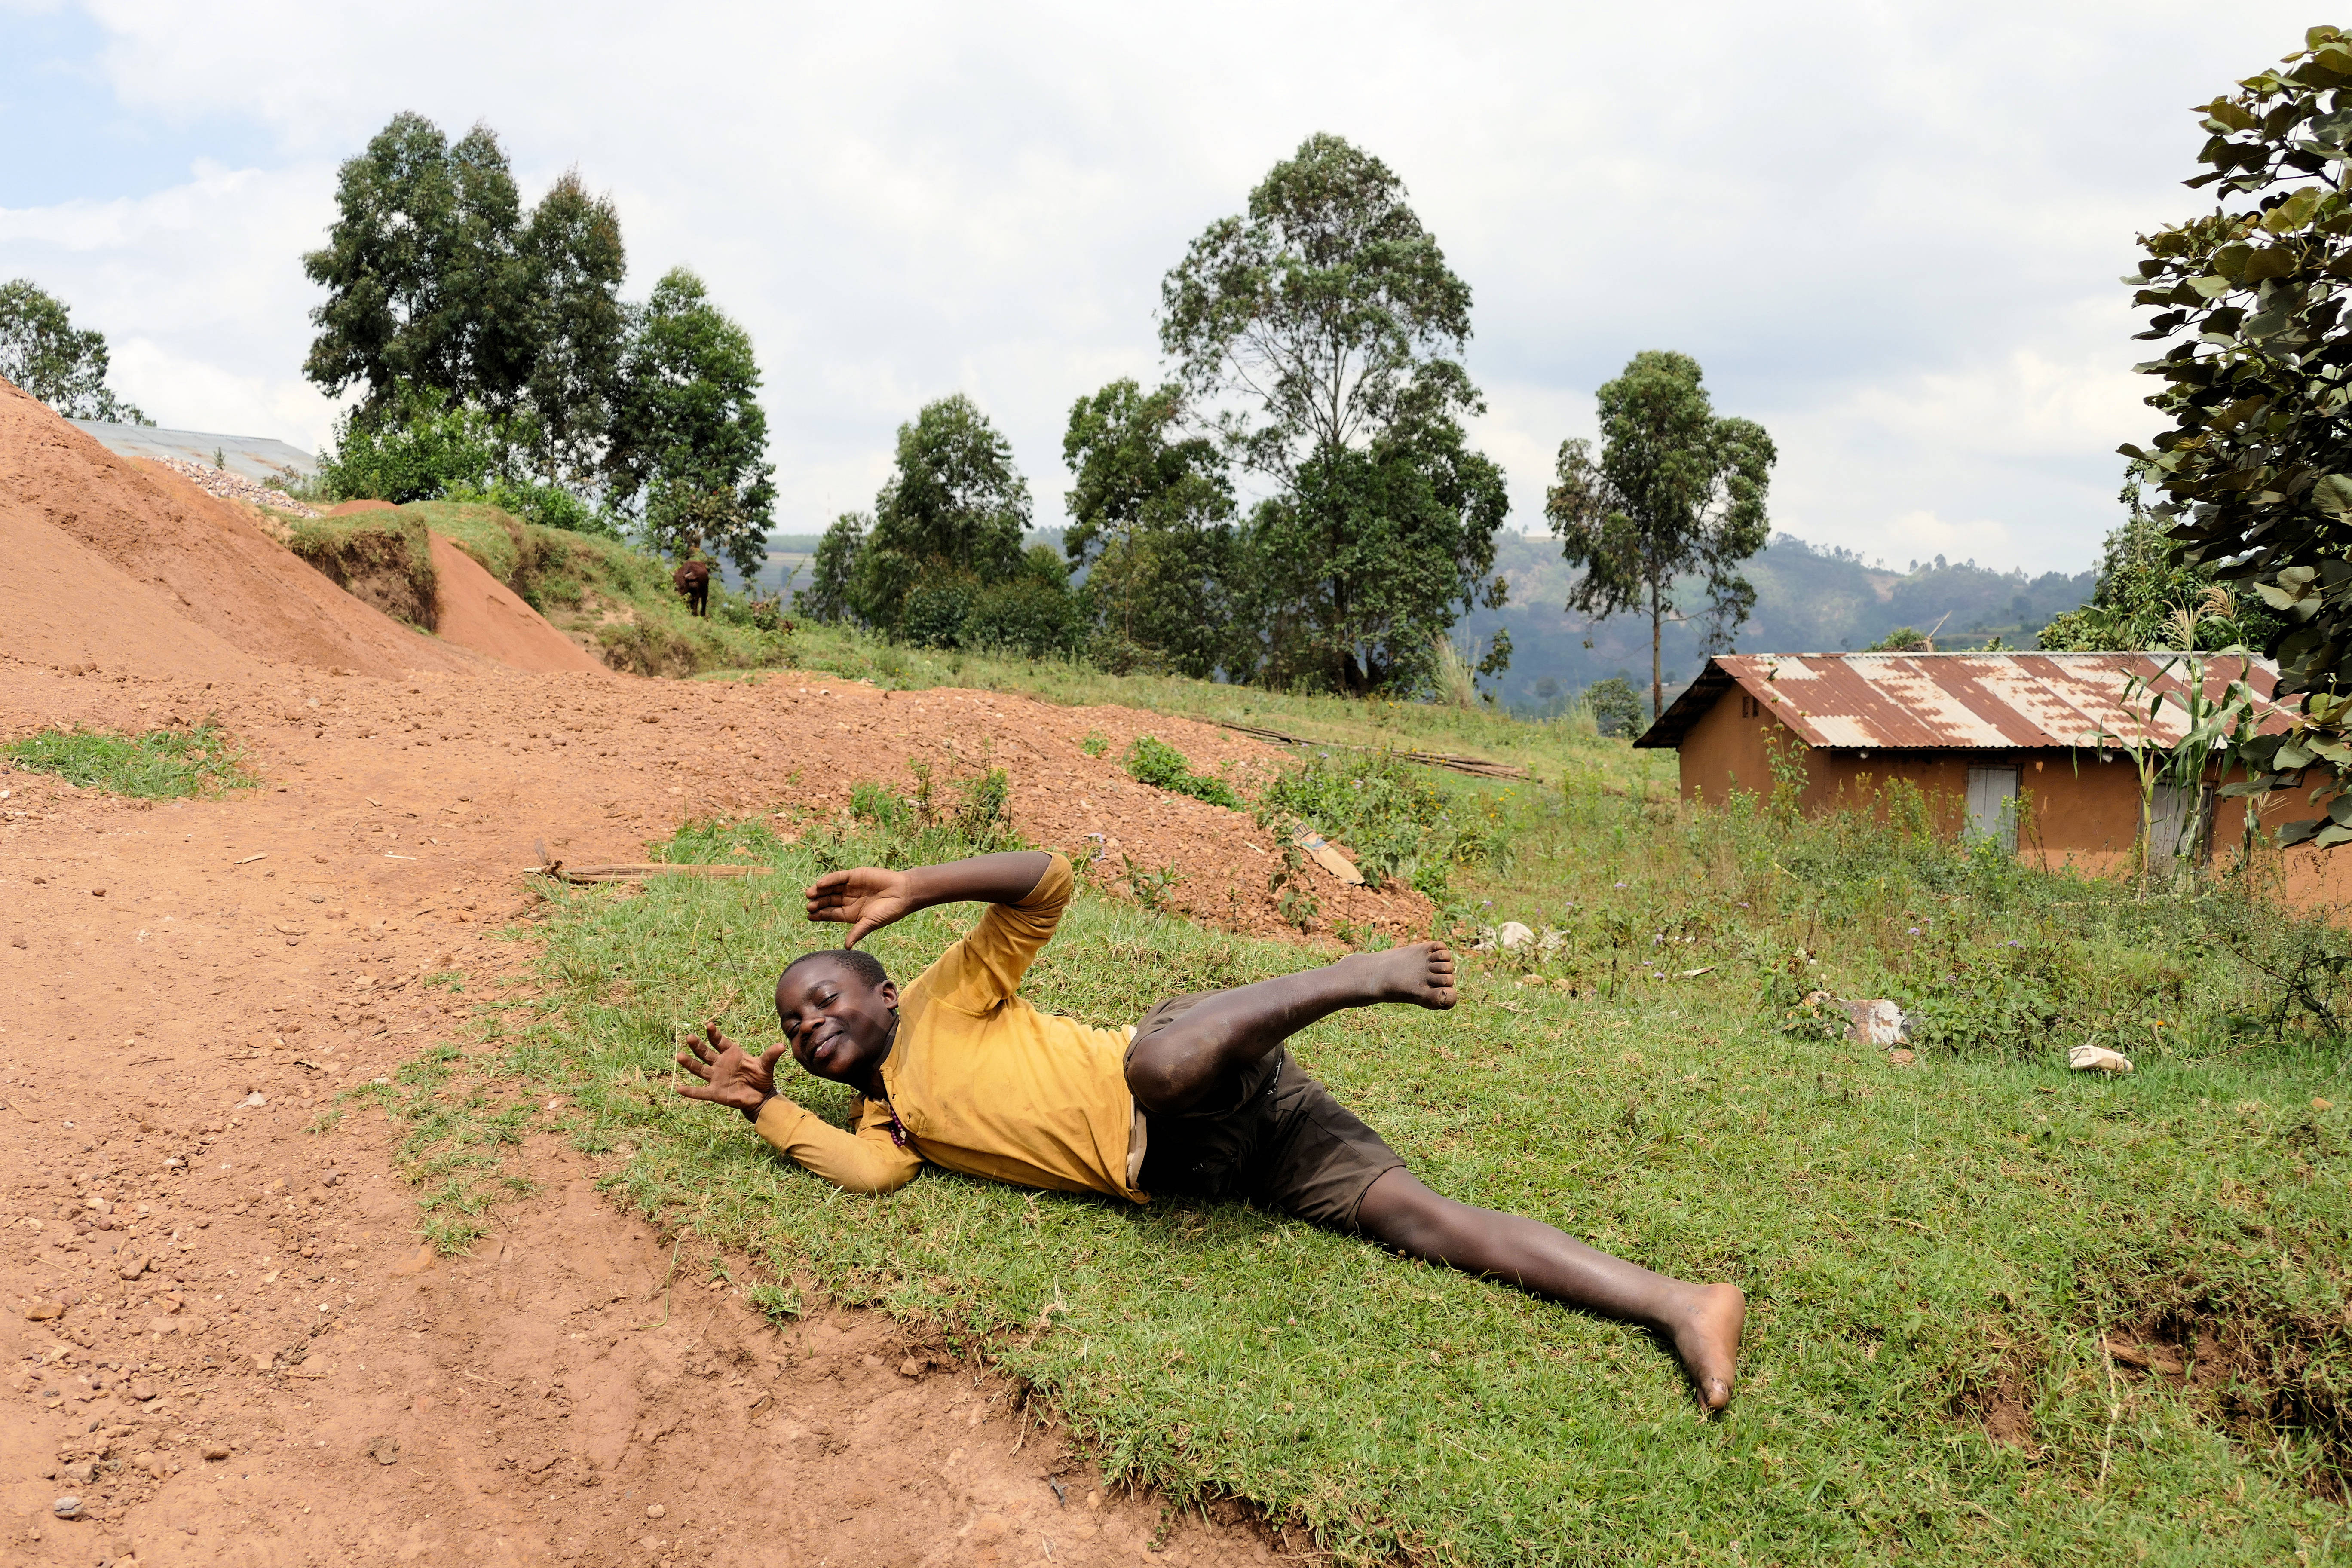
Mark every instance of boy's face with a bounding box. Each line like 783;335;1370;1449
774;959;899;1089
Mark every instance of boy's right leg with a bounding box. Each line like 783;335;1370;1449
1124;943;1456;1114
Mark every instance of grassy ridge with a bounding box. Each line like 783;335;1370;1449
387;786;2352;1566
762;621;1659;793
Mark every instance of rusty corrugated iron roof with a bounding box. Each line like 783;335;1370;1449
1634;652;2288;752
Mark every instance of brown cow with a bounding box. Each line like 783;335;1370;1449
673;559;712;617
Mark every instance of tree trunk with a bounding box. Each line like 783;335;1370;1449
1650;579;1664;720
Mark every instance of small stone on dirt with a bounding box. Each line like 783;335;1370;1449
25;1300;63;1320
646;1504;666;1519
52;1496;81;1519
898;1357;925;1378
90;888;104;898
202;1443;230;1461
239;1092;266;1108
366;1435;399;1466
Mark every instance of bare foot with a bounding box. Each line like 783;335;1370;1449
1668;1283;1746;1412
1337;942;1456;1009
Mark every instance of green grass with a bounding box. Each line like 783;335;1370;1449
2;723;254;798
389;789;2352;1567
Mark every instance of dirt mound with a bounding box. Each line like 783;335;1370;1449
427;532;608;675
0;379;481;681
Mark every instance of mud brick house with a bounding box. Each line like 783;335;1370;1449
1632;652;2348;900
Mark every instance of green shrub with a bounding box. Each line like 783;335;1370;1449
967;578;1081;658
3;723;253;799
1124;735;1243;809
316;388;500;504
900;574;976;649
1581;677;1645;738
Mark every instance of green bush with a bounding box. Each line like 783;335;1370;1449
457;476;619;539
967;578;1081;658
1581;677;1645;738
899;574;976;649
317;388;500;504
1123;735;1243;809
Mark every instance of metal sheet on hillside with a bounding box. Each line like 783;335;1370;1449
69;421;317;484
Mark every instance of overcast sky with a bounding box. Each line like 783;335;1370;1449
0;2;2321;574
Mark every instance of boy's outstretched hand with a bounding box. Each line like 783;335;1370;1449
675;1023;785;1121
805;866;917;948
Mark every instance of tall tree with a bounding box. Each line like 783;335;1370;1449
1160;133;1509;695
848;394;1029;635
302;113;533;416
606;267;777;580
517;171;628;488
1546;351;1775;720
2120;25;2352;843
1062;379;1236;676
0;279;149;424
795;512;868;624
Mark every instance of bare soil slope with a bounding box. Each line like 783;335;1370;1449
0;381;479;682
427;533;608;676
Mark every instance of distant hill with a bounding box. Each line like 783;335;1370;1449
1460;532;2095;714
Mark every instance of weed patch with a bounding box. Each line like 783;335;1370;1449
3;722;254;799
1124;735;1243;809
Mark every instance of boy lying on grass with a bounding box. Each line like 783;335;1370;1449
675;849;1747;1409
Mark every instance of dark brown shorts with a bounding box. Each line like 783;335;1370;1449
1125;993;1406;1231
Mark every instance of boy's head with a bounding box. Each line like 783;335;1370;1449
774;949;898;1088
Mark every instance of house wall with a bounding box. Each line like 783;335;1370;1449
1673;683;2352;913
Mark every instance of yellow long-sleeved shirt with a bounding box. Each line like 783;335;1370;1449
752;854;1144;1200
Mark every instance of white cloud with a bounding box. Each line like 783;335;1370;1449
3;0;2328;567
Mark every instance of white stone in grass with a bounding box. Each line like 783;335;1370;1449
1842;999;1908;1046
1496;922;1535;953
2068;1044;2134;1075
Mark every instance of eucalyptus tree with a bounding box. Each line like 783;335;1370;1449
1161;133;1508;695
1546;351;1775;721
848;394;1031;639
606;268;777;579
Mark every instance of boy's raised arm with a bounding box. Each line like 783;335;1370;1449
805;850;1053;948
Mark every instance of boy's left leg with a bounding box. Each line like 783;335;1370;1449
1353;1168;1746;1410
1124;943;1455;1114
